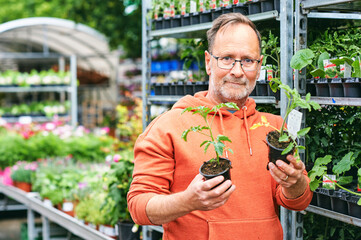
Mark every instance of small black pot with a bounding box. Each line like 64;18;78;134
200;157;232;181
266;131;295;169
343;77;361;97
315;78;330;97
117;222;141;240
328;78;344;97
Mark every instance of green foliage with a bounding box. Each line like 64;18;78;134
0;0;142;58
181;102;239;163
261;31;280;78
303;212;361;240
0;132;28;169
102;150;135;224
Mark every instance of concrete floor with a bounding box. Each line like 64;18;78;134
0;217;26;240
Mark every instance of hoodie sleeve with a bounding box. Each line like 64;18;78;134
127;112;178;225
275;170;313;211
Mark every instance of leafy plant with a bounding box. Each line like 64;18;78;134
10;161;38;183
250;77;321;157
181;102;239;164
308;154;361;205
180;39;207;82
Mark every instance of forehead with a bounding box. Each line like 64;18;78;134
213;23;260;55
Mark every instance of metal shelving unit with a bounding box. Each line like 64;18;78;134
295;0;361;231
0;183;113;240
0;54;78;127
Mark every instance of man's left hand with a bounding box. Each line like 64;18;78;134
268;155;308;199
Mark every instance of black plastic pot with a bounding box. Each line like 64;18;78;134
163;17;171;29
200;10;212;23
331;190;350;215
261;0;274;12
212;8;223;21
315;78;330;97
248;0;261;14
233;3;249;15
328;78;344;97
185;82;194;95
310;188;319;206
266;131;295;168
175;81;185;96
256;79;268;96
343;77;361;97
200;157;232;181
117;222;141;240
190;12;200;25
154;18;163;30
306;79;316;96
194;81;209;93
317;188;334;210
181;13;191;27
153;83;162;95
171;15;181;28
347;195;361;218
222;5;233;14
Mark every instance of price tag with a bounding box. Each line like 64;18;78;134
287;109;302;139
19;116;32;124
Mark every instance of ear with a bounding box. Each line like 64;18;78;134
205;51;212;76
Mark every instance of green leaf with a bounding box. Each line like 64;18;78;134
290;48;315;70
297;127;310;137
314;155;333;166
332;152;355;174
352;59;361;78
338;176;353;185
214;141;225;156
317;52;330;69
279;134;290;142
217;135;232;143
309;180;321;191
200;140;209;147
282;142;294;155
357;198;361;206
310;69;325;78
204;142;211;154
181;129;190;141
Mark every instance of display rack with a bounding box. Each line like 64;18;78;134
0;183;113;240
0;53;78;127
295;0;361;232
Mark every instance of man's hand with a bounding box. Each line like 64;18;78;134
268;155;308;199
146;174;235;225
184;174;236;212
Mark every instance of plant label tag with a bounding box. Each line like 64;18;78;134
287;109;302;139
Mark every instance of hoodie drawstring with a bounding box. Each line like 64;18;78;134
218;109;229;159
242;106;253;156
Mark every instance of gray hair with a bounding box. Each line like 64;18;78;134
207;13;262;53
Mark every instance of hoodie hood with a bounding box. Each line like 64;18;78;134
172;91;257;155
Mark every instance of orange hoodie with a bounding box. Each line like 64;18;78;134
127;91;313;240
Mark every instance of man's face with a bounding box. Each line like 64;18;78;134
205;23;263;104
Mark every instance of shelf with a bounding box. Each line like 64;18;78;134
0;184;114;240
301;0;361;12
148;95;278;105
0;115;69;123
311;97;361;106
0;85;72;93
150;10;279;38
306;205;361;227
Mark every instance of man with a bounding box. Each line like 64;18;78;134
127;13;312;240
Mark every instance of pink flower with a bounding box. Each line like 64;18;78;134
113;154;121;162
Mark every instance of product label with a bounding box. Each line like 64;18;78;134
323;59;337;78
223;0;230;7
210;0;217;9
103;226;117;236
43;199;52;207
199;0;205;12
323;174;336;189
181;3;186;15
234;0;239;4
266;65;273;81
287;109;302;140
257;66;266;81
62;201;74;212
190;1;197;13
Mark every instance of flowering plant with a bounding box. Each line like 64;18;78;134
10;161;38;183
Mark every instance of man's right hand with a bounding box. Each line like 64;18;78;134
146;174;235;225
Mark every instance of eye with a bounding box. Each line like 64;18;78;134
243;59;255;64
220;56;234;64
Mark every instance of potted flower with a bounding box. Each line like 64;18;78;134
181;102;239;180
250;77;321;167
10;161;38;192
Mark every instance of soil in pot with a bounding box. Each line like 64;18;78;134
266;130;295;169
200;157;232;181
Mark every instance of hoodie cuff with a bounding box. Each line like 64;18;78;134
128;192;158;225
278;177;313;211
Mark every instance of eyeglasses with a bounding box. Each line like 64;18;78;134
210;53;261;72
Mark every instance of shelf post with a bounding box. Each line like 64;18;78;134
70;55;78;127
27;208;36;240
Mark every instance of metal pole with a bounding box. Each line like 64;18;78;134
27;208;36;240
280;0;294;239
42;216;50;240
70;55;78;127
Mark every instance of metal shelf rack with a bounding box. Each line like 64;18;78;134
0;183;113;240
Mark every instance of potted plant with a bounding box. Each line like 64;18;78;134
10;161;38;192
181;102;239;180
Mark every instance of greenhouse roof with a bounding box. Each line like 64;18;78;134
0;17;118;80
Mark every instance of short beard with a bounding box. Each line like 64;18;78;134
211;76;256;102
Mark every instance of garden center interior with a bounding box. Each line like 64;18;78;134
1;0;361;240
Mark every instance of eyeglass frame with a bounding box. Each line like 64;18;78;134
209;52;261;72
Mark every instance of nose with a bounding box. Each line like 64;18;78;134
230;61;245;77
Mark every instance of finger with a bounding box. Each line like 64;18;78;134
202;175;225;191
210;180;234;197
268;162;288;183
286;155;304;169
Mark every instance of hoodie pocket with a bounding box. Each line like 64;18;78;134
207;216;283;240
